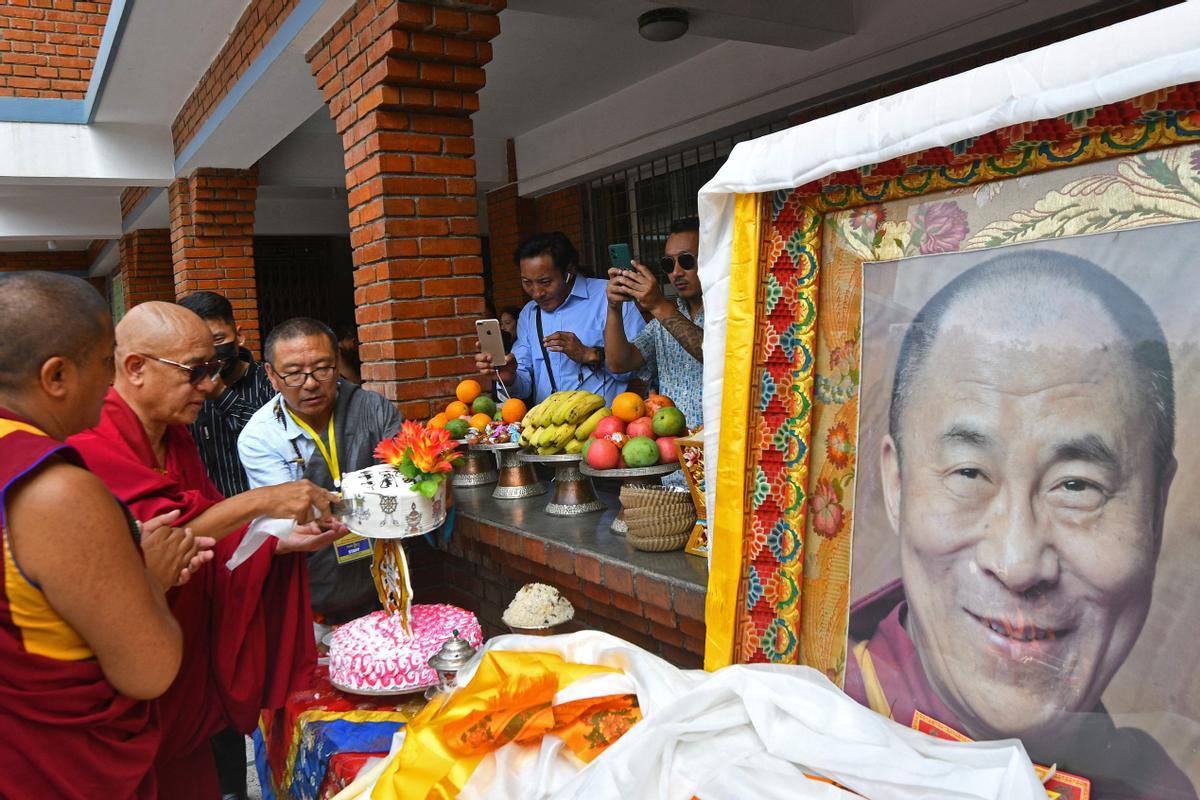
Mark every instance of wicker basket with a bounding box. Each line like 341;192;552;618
627;528;691;552
620;483;694;510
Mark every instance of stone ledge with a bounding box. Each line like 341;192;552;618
445;485;709;667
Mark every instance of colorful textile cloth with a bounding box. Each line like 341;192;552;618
0;409;159;800
846;580;1198;800
69;388;317;800
254;665;425;800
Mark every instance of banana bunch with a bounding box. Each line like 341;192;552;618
519;391;608;455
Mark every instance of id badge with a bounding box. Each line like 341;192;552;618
334;532;373;564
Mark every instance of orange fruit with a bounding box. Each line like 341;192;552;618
469;412;493;431
611;392;645;423
501;397;527;424
456;379;482;404
428;412;449;430
445;400;469;419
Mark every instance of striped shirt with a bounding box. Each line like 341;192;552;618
188;350;275;498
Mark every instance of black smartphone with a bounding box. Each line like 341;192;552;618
608;243;633;271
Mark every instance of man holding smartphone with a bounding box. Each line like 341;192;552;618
475;232;645;404
604;217;705;442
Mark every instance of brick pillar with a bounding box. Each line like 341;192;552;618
533;185;585;258
168;167;261;354
115;229;176;314
485;183;534;312
307;0;503;420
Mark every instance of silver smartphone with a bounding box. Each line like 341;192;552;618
476;318;506;363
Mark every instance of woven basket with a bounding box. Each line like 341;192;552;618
620;483;694;510
627;528;691;552
622;504;692;524
626;505;695;538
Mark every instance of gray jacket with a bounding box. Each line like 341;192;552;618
302;383;403;622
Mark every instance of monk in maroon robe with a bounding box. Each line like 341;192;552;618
70;302;345;799
0;274;200;799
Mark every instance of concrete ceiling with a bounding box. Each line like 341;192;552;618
93;0;254;125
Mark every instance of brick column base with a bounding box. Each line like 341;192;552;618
308;0;503;420
168;167;261;354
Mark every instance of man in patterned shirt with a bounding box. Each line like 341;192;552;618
605;217;704;486
179;291;275;500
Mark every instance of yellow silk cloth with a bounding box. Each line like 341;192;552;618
371;650;641;799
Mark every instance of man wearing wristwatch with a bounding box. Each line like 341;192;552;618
604;216;705;440
475;231;645;405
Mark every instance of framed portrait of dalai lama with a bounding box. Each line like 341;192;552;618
709;83;1200;800
851;221;1200;798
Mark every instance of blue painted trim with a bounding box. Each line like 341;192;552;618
121;186;164;233
174;0;327;172
0;98;85;124
0;0;130;124
84;0;134;122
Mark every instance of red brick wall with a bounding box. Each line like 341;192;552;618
533;185;585;255
0;0;110;99
485;182;586;313
171;0;303;153
306;0;504;420
0;251;89;271
485;182;533;312
443;515;705;667
168;168;261;353
120;186;151;219
116;228;175;309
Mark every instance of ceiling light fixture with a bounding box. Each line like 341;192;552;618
46;240;58;251
638;7;689;42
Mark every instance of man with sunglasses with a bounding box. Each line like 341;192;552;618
605;216;705;454
239;317;403;625
69;301;342;798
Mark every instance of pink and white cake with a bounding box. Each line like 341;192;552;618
328;604;482;693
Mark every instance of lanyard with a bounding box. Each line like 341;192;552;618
286;406;340;488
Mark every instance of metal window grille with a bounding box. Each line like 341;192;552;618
581;119;790;282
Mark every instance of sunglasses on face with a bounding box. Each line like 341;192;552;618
658;252;698;272
142;354;223;385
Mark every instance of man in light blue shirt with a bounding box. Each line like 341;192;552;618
476;232;645;405
238;317;402;623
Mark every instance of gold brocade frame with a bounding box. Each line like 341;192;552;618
706;84;1200;671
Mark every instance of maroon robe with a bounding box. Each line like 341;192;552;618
846;580;1196;800
0;407;160;799
70;389;316;799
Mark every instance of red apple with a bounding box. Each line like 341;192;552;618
586;437;620;470
626;416;655;439
593;416;627;439
656;436;679;464
644;394;675;417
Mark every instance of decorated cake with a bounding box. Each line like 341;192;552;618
339;463;447;539
328;604;482;693
336;423;461;539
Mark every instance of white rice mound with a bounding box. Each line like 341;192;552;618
502;583;575;628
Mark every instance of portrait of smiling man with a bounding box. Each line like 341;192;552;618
846;241;1198;800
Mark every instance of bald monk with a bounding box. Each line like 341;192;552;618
69;302;346;799
0;273;209;799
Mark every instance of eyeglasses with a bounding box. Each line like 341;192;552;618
658;252;698;272
142;354;223;386
273;365;337;387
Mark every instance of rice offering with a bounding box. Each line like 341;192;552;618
503;583;574;629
